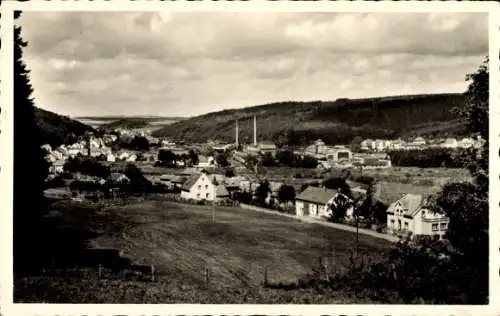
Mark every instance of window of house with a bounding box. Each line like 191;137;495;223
196;193;200;198
390;219;395;226
440;223;447;230
206;193;209;198
205;185;208;189
198;185;201;190
432;224;438;231
404;222;409;229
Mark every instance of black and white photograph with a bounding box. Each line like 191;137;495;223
1;0;498;312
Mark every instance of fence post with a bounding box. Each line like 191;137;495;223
151;264;155;282
264;267;268;286
204;262;210;286
98;264;102;279
318;256;323;278
391;263;397;281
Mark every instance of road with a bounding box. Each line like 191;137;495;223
239;203;400;243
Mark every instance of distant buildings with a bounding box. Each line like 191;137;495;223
357;136;483;153
304;139;353;165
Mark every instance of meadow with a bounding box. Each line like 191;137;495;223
15;197;391;303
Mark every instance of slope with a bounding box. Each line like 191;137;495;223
152;93;466;145
35;107;95;147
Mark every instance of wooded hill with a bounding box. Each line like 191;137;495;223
152;93;467;145
35;107;95;147
96;117;183;132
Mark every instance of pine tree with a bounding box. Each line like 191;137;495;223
14;11;50;272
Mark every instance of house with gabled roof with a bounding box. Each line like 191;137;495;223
295;186;341;218
386;193;449;240
180;170;229;201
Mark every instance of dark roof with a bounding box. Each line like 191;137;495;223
215;185;230;197
296;186;339;205
160;174;176;181
110;172;129;183
172;175;188;183
181;173;202;191
387;194;425;217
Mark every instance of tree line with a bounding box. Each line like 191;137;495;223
387;148;469;168
261;150;318;168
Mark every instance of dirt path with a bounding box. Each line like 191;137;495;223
239;204;400;243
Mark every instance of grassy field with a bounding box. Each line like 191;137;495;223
15;197;391;303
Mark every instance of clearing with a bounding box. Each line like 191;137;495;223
15;197;391;303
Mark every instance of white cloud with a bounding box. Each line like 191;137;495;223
18;11;488;117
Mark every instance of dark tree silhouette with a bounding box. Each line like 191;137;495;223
323;177;351;197
188;149;199;165
429;57;489;303
215;153;230;167
277;184;296;204
14;11;51;273
157;149;177;166
350;136;363;153
255;180;271;206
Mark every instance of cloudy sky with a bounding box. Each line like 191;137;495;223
19;12;488;118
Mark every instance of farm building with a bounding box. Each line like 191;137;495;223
386;193;449;240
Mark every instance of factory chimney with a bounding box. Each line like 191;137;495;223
253;116;257;146
235;119;239;147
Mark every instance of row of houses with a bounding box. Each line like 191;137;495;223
294;185;448;240
360;136;484;152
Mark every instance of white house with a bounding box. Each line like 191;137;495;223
106;153;116;162
360;139;373;152
196;155;215;168
126;154;137;162
50;160;65;174
326;146;352;162
118;152;130;160
459;137;475;149
413;137;426;146
41;144;52;152
180;171;229;201
386;194;449;240
441;138;459;149
295;186;340;218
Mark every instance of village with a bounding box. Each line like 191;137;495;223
41;115;483;242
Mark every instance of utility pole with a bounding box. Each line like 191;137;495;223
212;178;216;222
355;214;359;257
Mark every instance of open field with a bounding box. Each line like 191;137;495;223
15;197;391;303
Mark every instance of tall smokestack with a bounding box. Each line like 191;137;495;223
253;116;257;146
235;120;239;147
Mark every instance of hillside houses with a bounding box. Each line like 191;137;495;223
358;136;483;152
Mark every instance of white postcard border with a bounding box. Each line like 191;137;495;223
1;1;499;315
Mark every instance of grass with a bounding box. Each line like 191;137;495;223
15;197;391;303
